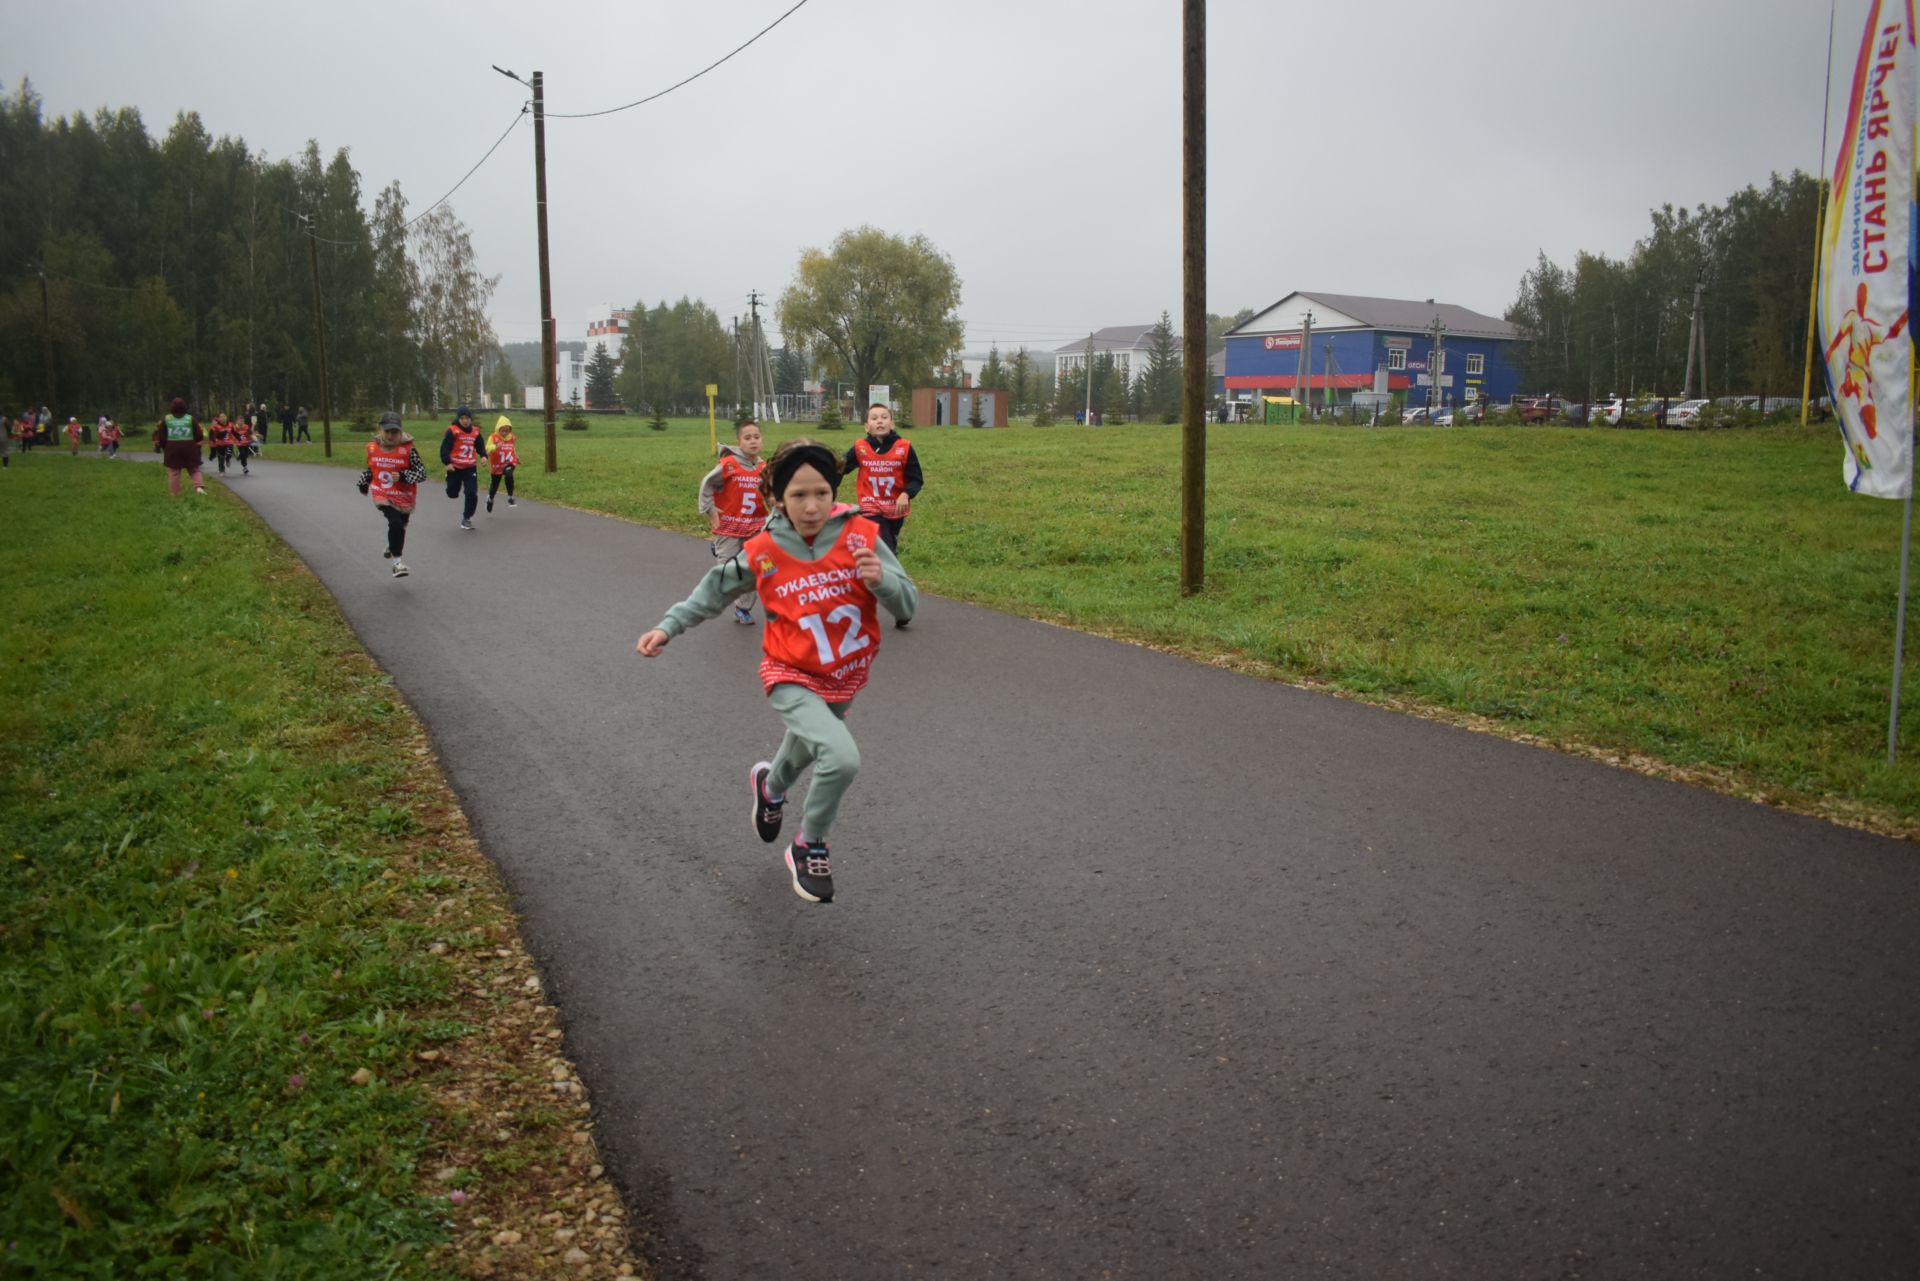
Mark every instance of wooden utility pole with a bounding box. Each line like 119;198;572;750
304;226;335;458
1682;274;1705;399
37;269;55;413
533;70;558;473
1179;0;1207;595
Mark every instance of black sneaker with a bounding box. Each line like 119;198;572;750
486;496;494;513
749;761;783;842
784;839;833;903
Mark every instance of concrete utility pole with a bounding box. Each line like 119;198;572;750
1323;342;1335;412
1083;333;1095;426
302;224;335;457
1296;309;1314;415
1682;273;1705;399
1179;0;1206;595
1426;313;1447;411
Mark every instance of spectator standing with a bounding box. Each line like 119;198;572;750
280;403;295;444
296;406;310;441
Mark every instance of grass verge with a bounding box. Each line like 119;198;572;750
277;414;1920;835
0;458;643;1278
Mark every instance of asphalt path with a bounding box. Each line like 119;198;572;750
219;456;1919;1280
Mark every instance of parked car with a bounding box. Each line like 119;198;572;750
1667;398;1710;426
1403;405;1435;424
1562;402;1590;425
1432;407;1456;425
1593;397;1625;425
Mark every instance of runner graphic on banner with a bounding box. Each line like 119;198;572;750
1819;0;1916;498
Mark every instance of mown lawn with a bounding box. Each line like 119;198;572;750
280;414;1920;832
0;460;638;1278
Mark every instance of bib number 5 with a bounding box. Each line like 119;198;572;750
796;604;871;665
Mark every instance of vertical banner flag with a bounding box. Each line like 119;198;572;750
1820;0;1917;498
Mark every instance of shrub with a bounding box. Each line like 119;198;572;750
967;399;986;429
648;403;668;432
818;398;844;432
563;404;589;432
1031;403;1056;427
349;405;376;433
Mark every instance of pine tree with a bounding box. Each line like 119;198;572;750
585;342;618;409
818;396;844;431
648;402;668;432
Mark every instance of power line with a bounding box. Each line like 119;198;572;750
545;0;814;119
303;105;529;247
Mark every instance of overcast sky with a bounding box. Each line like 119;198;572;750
7;0;1856;355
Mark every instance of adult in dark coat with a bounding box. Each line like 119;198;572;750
152;396;206;496
280;403;296;444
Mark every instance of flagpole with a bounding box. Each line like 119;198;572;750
1802;0;1838;428
1892;486;1913;766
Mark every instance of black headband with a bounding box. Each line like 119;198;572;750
770;444;842;498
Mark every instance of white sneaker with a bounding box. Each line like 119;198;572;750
391;560;409;577
459;519;474;531
507;497;516;507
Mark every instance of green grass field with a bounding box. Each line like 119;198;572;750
275;412;1920;832
0;462;491;1277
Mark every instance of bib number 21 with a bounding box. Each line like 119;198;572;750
796;605;871;665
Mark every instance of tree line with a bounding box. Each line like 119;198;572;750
1504;170;1822;403
0;81;500;424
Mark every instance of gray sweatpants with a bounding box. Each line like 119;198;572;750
765;683;859;845
711;535;755;610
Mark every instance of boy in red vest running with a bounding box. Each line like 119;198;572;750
207;412;235;474
230;413;253;474
637;439;916;904
485;415;519;512
698;418;769;624
841;403;922;627
357;412;427;577
441;405;482;530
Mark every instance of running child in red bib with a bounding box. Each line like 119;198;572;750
485;415;519;513
356;412;428;578
440;405;482;530
638;439;916;904
698;418;769;625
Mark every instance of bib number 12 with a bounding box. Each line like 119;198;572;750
796;605;871;665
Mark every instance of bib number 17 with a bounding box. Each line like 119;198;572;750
796;605;871;665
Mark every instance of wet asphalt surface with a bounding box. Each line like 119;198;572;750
222;457;1919;1280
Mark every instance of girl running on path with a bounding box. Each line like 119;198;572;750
485;415;519;512
698;418;768;625
357;412;427;578
637;439;917;904
98;418;121;457
152;398;206;496
65;417;82;455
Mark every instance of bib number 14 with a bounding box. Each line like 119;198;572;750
796;605;871;665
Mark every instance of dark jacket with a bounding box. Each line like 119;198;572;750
840;431;924;501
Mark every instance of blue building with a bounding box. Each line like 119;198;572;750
1223;291;1523;412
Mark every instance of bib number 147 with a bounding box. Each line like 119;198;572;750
796;605;871;664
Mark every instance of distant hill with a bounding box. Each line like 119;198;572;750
500;340;587;387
